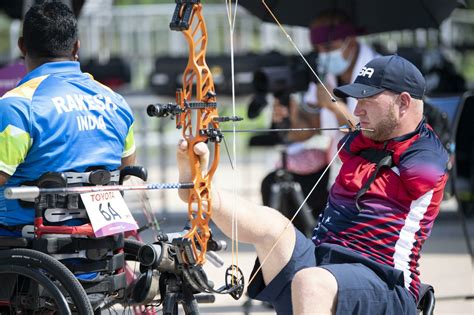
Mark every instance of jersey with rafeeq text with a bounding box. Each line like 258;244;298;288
313;120;448;301
0;61;135;226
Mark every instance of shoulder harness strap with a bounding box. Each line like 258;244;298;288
355;142;394;211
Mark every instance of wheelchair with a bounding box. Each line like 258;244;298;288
0;166;156;314
417;283;435;315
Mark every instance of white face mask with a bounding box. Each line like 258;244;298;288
317;40;351;76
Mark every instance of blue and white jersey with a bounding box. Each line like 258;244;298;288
0;61;135;226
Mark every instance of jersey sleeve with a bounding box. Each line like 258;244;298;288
122;122;136;158
0;98;31;175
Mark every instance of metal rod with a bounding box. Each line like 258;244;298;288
220;126;374;133
4;182;195;200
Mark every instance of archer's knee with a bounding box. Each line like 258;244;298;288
291;267;338;308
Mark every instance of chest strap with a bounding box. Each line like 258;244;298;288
355;147;394;212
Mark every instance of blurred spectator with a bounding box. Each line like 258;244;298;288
261;9;380;231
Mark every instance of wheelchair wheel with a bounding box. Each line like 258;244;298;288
0;248;93;315
0;265;70;314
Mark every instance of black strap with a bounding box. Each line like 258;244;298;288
32;235;124;254
20;170;119;210
357;148;393;164
355;145;394;211
0;236;29;248
80;272;127;294
62;252;124;274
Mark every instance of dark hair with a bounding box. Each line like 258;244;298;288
22;1;78;58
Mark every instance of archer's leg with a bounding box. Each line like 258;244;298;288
213;189;296;286
291;267;338;315
177;140;297;286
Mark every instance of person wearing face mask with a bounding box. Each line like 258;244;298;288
305;9;380;187
260;10;379;232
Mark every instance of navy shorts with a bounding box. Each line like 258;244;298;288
247;228;417;315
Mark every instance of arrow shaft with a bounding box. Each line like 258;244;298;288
4;182;194;199
220;126;374;133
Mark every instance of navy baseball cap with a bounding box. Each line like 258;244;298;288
334;55;426;100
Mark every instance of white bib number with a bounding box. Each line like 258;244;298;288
81;191;138;237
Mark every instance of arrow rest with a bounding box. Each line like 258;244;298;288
200;127;223;143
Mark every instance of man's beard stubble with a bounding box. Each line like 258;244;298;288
361;105;398;142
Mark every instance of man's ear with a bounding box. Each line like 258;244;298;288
72;40;80;60
399;92;412;117
18;37;26;58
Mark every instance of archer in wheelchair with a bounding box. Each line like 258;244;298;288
0;167;144;314
176;55;444;315
0;2;138;313
0;2;242;313
0;165;242;314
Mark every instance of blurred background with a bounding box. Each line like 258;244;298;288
0;0;472;211
0;0;473;313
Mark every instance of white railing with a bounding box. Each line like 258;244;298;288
76;4;312;89
7;4;473;89
78;4;312;59
75;4;474;89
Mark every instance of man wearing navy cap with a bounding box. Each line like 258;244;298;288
177;55;448;314
334;54;427;141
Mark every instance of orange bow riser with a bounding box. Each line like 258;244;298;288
171;1;220;266
146;0;244;300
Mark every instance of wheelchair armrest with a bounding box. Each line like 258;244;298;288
119;166;148;184
0;236;29;249
417;283;435;315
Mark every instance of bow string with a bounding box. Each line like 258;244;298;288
240;0;370;286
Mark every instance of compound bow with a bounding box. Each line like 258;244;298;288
147;0;244;300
